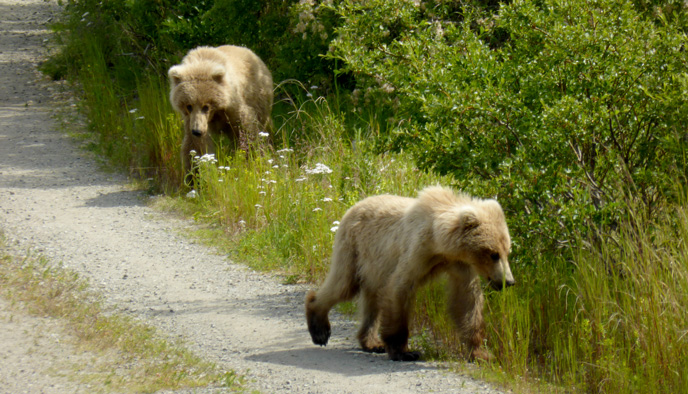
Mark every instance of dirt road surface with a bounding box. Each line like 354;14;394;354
0;1;504;393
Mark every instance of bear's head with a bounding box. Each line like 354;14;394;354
433;195;515;290
168;62;231;138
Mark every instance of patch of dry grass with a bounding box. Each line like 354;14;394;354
0;233;244;393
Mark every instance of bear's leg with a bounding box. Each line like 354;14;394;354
305;290;332;346
380;279;421;361
447;268;492;361
305;283;359;346
305;245;360;347
357;289;384;353
181;130;214;186
181;133;195;180
237;106;264;151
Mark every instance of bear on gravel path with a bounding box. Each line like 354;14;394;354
168;45;273;177
305;186;515;361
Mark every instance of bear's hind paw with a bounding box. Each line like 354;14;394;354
306;314;331;346
388;350;421;362
310;328;331;346
362;345;386;354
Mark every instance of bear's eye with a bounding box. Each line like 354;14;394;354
201;105;210;113
186;105;193;113
490;253;500;262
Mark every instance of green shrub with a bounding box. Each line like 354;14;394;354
45;0;341;91
329;0;688;257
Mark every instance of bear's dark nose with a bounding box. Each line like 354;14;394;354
192;129;202;137
490;278;515;291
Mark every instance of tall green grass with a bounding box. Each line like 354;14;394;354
76;35;183;192
483;199;688;393
62;35;688;393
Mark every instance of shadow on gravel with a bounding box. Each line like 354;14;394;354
245;347;437;377
0;107;116;189
83;190;145;208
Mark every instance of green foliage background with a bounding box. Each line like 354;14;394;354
44;0;688;392
330;0;688;258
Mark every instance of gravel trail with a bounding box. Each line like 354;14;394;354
0;1;503;393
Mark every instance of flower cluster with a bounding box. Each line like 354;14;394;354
305;163;333;175
196;153;218;164
292;0;330;41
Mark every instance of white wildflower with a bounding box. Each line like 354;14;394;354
312;207;322;212
186;190;197;199
272;165;279;169
198;153;217;164
330;225;339;233
305;163;332;175
259;132;270;138
322;197;333;202
295;177;307;182
129;108;138;113
277;148;294;153
255;204;262;209
259;191;266;195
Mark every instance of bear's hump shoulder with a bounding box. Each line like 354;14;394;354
417;186;474;208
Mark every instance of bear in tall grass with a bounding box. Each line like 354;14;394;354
305;186;515;361
168;45;273;177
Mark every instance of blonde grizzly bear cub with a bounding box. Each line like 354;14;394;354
305;186;514;361
168;45;273;176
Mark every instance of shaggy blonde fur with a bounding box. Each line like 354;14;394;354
305;186;514;361
168;45;273;176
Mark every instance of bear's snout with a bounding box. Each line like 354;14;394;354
191;129;203;137
489;277;515;291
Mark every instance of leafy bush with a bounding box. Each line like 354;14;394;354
45;0;341;91
329;0;688;256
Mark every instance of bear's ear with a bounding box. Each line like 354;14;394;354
211;65;225;83
168;66;184;86
456;206;480;233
